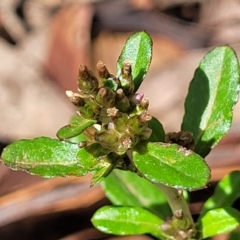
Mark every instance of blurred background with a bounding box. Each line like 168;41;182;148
0;0;240;239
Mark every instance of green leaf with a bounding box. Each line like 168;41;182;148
57;117;95;140
148;117;165;142
1;137;87;177
133;142;210;190
200;171;240;217
91;206;164;238
102;169;171;219
182;46;240;157
91;160;115;186
67;133;87;144
116;31;152;92
197;207;240;238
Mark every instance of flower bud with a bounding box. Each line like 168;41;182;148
95;130;120;150
79;101;100;119
77;65;99;94
66;90;84;106
113;113;128;132
117;135;133;154
115;88;130;112
119;62;134;96
128;115;147;135
96;61;111;87
95;87;116;107
138;110;152;123
139;97;149;109
130;92;144;105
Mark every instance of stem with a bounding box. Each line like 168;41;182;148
158;183;194;227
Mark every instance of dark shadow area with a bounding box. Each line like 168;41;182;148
0;198;110;240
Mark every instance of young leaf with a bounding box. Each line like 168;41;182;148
182;46;240;157
67;133;87;144
133;142;210;190
1;137;87;177
91;206;164;239
197;207;240;239
116;31;152;92
102;169;171;219
91;160;115;186
148;117;165;142
200;171;240;217
57;118;95;140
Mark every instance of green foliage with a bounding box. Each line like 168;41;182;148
102;169;171;219
91;206;164;239
182;46;240;157
200;171;240;217
1;137;87;177
1;31;240;240
196;207;240;238
133;142;210;190
116;31;152;92
57;116;95;140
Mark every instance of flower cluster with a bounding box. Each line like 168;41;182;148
66;61;152;155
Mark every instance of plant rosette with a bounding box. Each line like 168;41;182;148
1;31;240;240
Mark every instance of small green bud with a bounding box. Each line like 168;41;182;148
130;99;150;117
128;115;147;135
95;87;116;107
79;101;100;119
172;210;192;231
119;62;134;96
96;60;111;87
95;130;120;150
77;65;99;94
66;90;84;106
113;113;128;132
115;88;130;112
98;108;112;124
